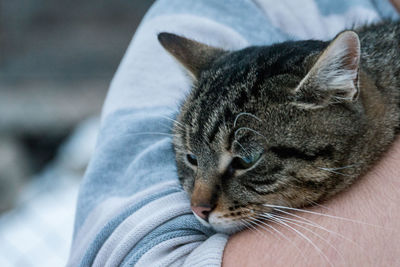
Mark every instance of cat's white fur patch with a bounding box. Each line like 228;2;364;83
218;152;232;173
208;213;244;234
193;209;243;234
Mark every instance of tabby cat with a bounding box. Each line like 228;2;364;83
158;21;400;234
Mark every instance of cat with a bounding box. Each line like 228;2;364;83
158;21;400;234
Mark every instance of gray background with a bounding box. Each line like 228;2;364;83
0;0;154;211
0;1;154;266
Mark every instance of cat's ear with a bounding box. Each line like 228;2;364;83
293;31;360;109
158;32;225;79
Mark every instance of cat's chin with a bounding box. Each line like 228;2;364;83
208;213;246;235
193;211;245;234
210;223;245;235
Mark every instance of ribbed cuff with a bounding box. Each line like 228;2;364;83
183;233;229;267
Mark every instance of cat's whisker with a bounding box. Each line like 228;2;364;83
238;207;272;236
234;127;268;141
316;163;361;177
319;164;360;171
171;123;186;133
158;122;178;132
317;167;353;177
274;210;348;239
247;216;275;236
307;200;332;211
248;215;308;262
274;208;372;260
158;114;185;128
263;204;385;229
267;215;334;267
267;213;346;264
174;121;186;129
240;221;257;236
157;115;186;133
233;112;262;128
241;218;266;238
172;125;185;132
271;211;368;257
248;216;283;241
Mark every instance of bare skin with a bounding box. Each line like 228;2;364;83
223;136;400;266
391;0;400;13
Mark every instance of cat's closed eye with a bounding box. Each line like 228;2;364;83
186;153;198;166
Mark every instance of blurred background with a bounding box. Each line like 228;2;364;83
0;0;154;266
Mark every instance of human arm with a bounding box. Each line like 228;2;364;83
223;136;400;266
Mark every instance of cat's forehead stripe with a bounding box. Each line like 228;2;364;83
186;46;311;146
192;86;255;145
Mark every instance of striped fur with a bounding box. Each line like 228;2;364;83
159;21;400;233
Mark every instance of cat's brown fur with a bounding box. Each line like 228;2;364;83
158;21;400;233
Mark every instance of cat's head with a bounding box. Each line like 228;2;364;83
158;31;364;233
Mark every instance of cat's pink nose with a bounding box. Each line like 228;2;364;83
191;205;212;221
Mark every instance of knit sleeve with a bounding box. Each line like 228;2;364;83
67;0;261;265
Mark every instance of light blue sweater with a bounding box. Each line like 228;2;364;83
67;0;398;266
